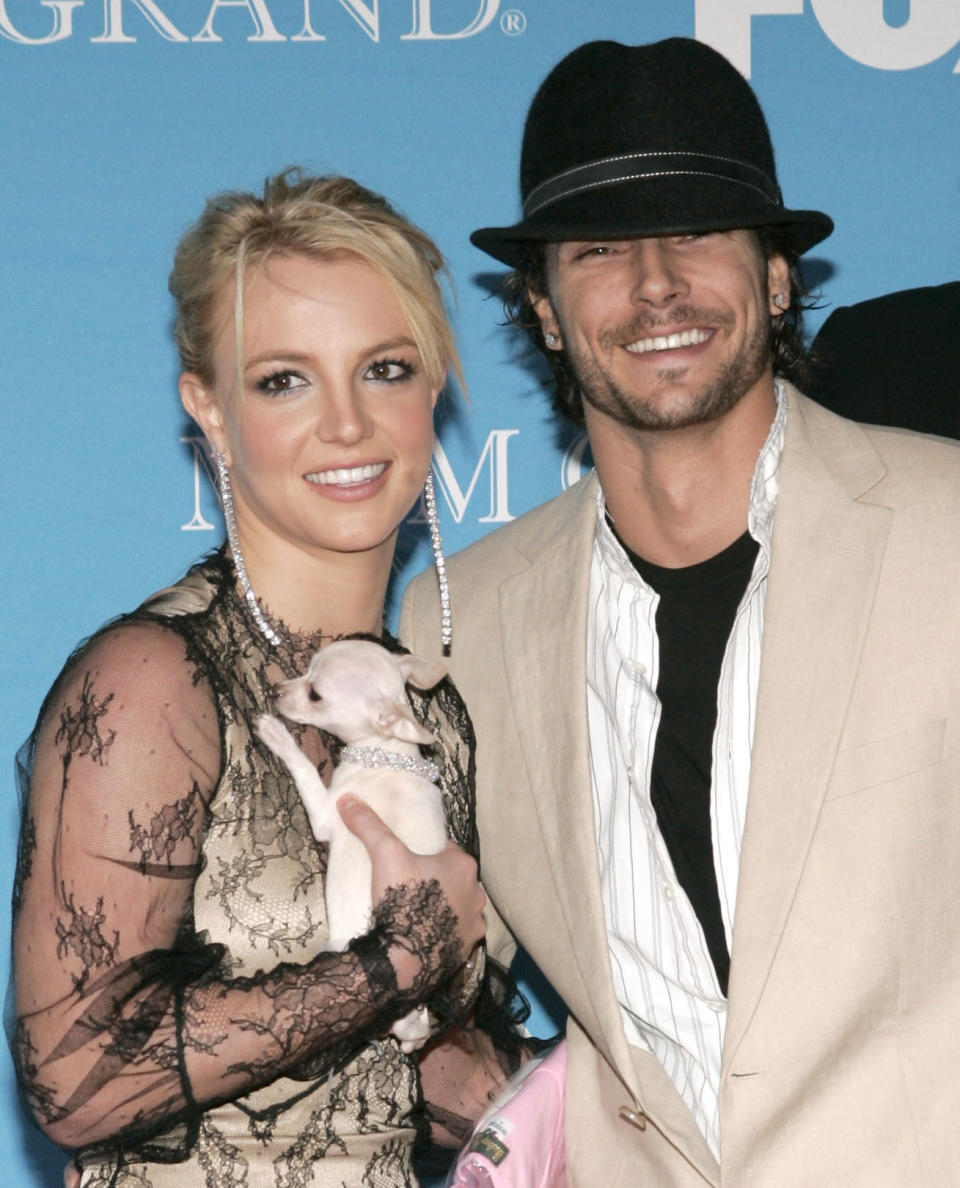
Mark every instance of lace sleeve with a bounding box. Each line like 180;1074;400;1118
11;622;462;1160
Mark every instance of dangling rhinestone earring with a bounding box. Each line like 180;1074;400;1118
215;450;281;647
422;470;452;656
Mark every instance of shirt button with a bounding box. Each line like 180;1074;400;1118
707;999;726;1013
663;885;675;901
625;659;646;676
618;1105;647;1131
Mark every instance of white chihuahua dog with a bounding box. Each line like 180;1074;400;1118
255;639;448;1052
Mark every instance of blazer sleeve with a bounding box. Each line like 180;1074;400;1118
399;573;518;969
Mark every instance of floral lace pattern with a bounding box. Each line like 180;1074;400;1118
10;549;482;1186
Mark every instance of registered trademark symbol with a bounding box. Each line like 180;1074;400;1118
500;9;526;36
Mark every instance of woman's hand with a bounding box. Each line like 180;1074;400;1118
337;794;486;986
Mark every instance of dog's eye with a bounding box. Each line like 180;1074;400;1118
308;688;322;703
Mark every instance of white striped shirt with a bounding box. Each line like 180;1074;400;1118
586;386;787;1156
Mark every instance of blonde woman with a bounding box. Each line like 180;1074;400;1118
13;171;503;1187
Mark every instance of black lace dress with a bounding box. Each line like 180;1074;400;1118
11;549;484;1187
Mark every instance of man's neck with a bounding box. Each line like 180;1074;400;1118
588;380;779;568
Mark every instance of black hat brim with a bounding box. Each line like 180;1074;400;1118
472;172;834;268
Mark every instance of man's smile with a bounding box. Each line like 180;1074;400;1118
623;327;713;355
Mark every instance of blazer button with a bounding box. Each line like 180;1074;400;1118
618;1105;647;1131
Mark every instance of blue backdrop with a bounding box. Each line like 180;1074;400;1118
3;1;959;1181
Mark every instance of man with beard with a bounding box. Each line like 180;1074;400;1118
402;38;960;1187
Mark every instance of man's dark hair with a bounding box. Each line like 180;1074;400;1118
757;224;813;390
501;228;815;426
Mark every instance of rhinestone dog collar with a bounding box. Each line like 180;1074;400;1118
338;745;440;784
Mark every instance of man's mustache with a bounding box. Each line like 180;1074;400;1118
598;304;735;349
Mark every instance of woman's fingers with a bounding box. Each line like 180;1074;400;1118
337;794;486;965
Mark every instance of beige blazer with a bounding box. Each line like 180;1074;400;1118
402;390;960;1186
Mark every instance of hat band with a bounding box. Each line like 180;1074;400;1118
523;150;782;219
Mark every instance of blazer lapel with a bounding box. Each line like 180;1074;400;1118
497;475;642;1094
725;393;893;1064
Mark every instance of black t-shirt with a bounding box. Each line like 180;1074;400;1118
623;530;760;996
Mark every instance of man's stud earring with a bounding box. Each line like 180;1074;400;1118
544;331;560;347
773;292;787;310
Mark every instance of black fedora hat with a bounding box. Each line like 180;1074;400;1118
471;38;833;267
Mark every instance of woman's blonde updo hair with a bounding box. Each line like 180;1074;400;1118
169;168;462;397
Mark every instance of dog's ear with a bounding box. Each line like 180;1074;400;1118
373;698;435;745
397;654;447;691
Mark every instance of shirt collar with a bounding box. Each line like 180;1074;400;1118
594;378;788;575
748;377;787;550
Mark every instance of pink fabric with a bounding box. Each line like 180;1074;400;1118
448;1040;567;1188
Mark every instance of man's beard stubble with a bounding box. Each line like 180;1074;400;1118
566;303;774;433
